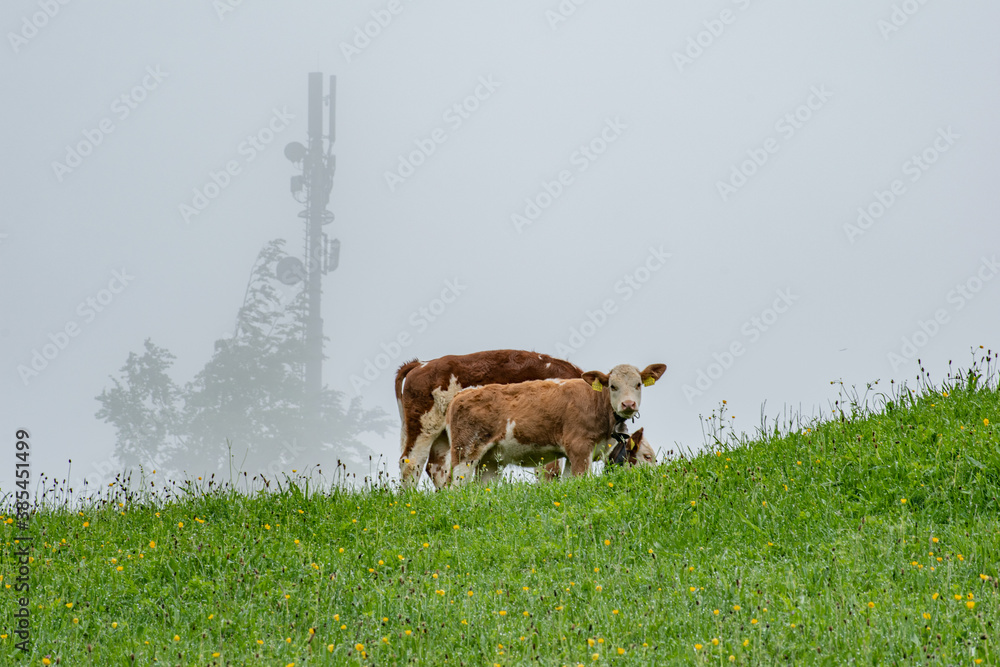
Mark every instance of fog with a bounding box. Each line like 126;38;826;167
2;1;998;493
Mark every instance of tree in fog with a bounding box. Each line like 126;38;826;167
95;339;185;473
96;240;390;478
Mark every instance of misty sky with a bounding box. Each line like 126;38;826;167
2;1;998;492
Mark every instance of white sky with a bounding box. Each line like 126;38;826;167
2;1;998;491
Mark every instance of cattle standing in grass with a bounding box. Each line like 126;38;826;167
446;363;666;486
395;350;583;489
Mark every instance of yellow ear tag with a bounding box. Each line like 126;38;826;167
643;377;656;387
628;438;637;451
591;379;603;392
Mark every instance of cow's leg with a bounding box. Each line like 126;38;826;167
450;459;477;487
400;407;447;489
447;428;492;489
400;427;442;488
398;407;413;483
478;457;501;486
541;459;563;482
564;446;593;477
425;432;452;490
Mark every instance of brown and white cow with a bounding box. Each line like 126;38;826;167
446;363;666;486
395;350;583;489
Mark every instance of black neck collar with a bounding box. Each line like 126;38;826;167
608;432;632;467
614;411;637;426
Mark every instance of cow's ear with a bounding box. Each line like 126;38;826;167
582;371;609;392
640;364;667;386
628;428;643;451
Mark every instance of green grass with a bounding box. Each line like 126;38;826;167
3;354;999;665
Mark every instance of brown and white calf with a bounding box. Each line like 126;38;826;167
446;363;666;486
395;350;583;489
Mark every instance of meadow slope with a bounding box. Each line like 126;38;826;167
3;358;999;665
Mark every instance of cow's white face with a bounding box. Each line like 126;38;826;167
583;363;667;418
633;431;657;466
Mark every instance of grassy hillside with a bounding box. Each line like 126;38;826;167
3;355;999;665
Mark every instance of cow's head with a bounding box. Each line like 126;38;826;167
607;427;657;468
582;363;667;419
